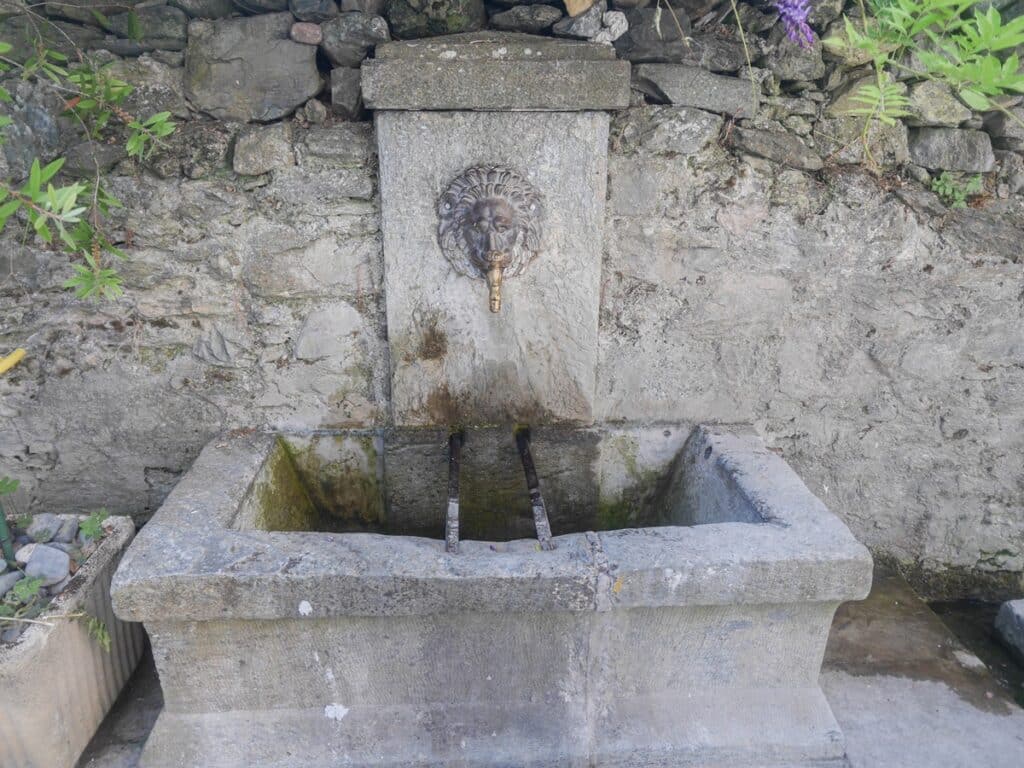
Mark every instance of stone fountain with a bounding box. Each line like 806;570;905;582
112;33;872;768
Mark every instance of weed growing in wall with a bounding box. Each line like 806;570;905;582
931;170;983;206
0;14;176;301
829;0;1024;159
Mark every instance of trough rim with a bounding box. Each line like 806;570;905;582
111;424;873;623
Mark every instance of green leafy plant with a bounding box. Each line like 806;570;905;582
848;0;1024;102
85;615;111;652
931;170;983;206
79;508;110;540
0;20;177;303
0;571;113;653
848;78;913;126
0;476;18;563
827;0;1024;164
11;576;43;603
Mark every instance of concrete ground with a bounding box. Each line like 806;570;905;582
76;568;1024;768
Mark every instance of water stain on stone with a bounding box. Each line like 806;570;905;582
825;567;1018;715
417;317;448;361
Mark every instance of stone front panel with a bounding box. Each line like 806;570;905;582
376;110;607;426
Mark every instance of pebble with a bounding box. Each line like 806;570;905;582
28;513;60;543
1;625;25;643
591;10;627;43
14;543;36;566
302;98;329;124
25;544;71;587
0;570;24;597
290;21;323;45
48;575;72;596
54;517;79;544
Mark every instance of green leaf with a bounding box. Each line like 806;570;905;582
11;577;43;603
958;88;990;110
0;477;19;495
90;9;112;28
27;159;42;197
0;199;21;229
79;508;110;539
143;111;172;126
126;10;142;41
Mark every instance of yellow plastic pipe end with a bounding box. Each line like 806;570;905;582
0;348;26;375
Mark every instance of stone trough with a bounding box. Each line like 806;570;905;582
112;424;872;767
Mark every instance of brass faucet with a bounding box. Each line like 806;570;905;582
485;251;509;313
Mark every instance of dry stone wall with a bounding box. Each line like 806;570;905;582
1;0;1023;598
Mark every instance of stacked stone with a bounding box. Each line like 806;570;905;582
6;0;1021;196
603;0;1022;192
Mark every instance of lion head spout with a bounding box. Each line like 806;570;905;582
437;166;544;312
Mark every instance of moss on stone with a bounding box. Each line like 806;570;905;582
281;435;385;531
252;440;319;532
594;434;672;531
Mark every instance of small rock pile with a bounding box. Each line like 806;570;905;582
0;514;106;644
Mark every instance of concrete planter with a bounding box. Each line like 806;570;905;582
113;425;872;768
0;517;145;768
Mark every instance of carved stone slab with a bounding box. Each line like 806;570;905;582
376;110;608;426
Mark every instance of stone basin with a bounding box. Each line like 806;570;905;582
111;424;872;768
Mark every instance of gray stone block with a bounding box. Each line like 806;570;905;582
632;63;759;117
384;0;485;38
185;14;322;122
170;0;236;17
105;5;189;50
232;123;296;176
909;127;996;172
330;67;363;119
321;12;391;67
906;81;972;127
983;106;1024;151
290;0;339;21
995;599;1024;664
374;30;617;60
611;105;723;156
732;126;823;170
362;33;630;110
490;4;563;33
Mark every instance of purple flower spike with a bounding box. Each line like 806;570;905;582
774;0;816;49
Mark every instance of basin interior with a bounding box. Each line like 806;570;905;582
231;426;766;541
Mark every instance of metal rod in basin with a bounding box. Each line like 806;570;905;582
514;427;555;551
446;430;463;554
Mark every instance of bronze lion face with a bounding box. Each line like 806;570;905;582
438;166;544;312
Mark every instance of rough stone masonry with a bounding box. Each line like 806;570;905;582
0;1;1022;600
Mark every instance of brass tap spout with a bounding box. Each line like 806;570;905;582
485;252;508;313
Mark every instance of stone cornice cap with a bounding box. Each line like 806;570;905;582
361;32;631;112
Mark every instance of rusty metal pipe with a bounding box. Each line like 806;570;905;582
514;427;555;551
